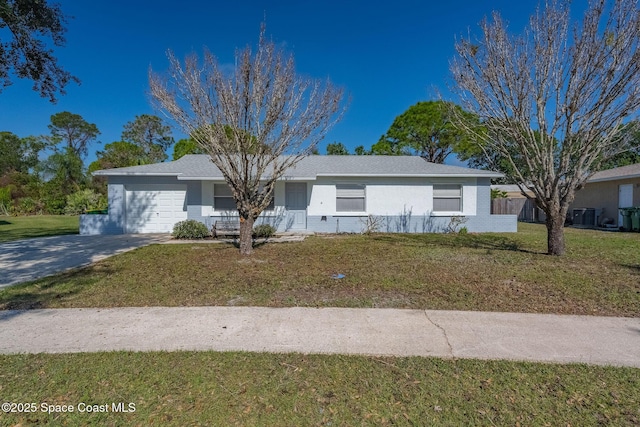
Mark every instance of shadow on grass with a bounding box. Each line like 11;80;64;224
0;227;78;243
370;233;541;254
0;266;112;314
226;237;273;250
446;234;542;254
619;264;640;274
0;220;10;225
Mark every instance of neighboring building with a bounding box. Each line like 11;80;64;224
571;163;640;227
81;155;517;235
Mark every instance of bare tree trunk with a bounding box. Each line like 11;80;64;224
545;209;566;256
239;216;254;256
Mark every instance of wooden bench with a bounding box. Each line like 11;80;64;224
213;220;241;238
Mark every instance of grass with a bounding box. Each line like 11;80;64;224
1;223;639;316
1;351;638;426
0;215;79;243
2;225;638;425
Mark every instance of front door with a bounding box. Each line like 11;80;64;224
285;182;307;230
619;184;633;226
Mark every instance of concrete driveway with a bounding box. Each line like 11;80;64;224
0;234;170;289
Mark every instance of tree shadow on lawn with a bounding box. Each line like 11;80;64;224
619;263;640;274
0;265;113;314
370;233;541;254
0;227;78;243
226;237;274;250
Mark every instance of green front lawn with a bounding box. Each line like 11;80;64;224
0;215;79;243
2;224;638;425
1;352;638;426
2;223;639;316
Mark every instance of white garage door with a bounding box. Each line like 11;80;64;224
125;184;187;233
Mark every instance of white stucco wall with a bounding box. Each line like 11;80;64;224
201;181;213;216
108;183;125;231
307;177;477;216
95;175;489;236
194;177;479;217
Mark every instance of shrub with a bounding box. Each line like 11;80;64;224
491;188;508;199
42;194;66;215
64;189;107;215
253;224;276;238
0;186;13;215
445;216;469;233
172;219;211;239
14;197;44;215
359;215;382;235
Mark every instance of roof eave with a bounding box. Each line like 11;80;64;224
426;173;504;178
315;173;504;178
177;176;222;181
587;174;640;183
92;171;182;177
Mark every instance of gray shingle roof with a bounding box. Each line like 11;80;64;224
93;155;503;179
588;163;640;182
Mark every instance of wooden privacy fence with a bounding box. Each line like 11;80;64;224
492;198;544;222
491;198;526;216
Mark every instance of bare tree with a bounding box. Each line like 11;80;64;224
451;0;640;255
149;25;344;255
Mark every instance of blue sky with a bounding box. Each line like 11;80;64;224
0;0;545;164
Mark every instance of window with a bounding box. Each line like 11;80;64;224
214;184;235;211
433;184;462;212
336;184;365;212
214;183;275;211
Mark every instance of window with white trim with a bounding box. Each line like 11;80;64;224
336;184;365;212
213;183;275;211
433;184;462;212
214;184;235;211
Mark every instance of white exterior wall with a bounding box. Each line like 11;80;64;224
86;175;510;235
366;182;430;215
201;181;214;216
308;179;335;215
186;177;477;217
308;177;477;216
108;183;125;230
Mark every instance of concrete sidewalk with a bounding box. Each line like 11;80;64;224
1;307;638;367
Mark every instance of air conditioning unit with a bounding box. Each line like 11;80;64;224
572;208;595;227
